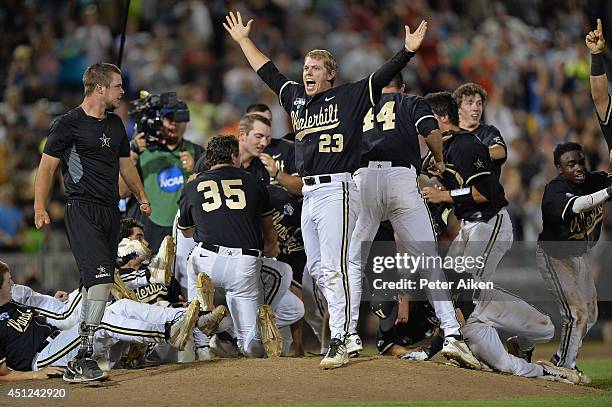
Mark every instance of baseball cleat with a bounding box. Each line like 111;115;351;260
575;367;592;385
168;300;200;351
441;336;481;370
195;272;215;312
111;270;139;301
197;305;228;336
345;333;363;358
320;338;349;369
400;350;429;361
257;304;283;358
149;236;175;285
536;360;581;384
63;356;108;383
506;336;533;363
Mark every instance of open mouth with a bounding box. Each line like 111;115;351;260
305;79;316;93
575;172;585;182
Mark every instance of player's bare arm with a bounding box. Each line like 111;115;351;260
489;144;507;161
0;362;64;381
118;151;140;198
260;153;303;196
119;157;151;216
223;11;270;72
586;18;609;118
261;215;280;258
424;129;445;173
33;153;61;229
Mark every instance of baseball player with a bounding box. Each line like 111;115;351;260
536;142;610;380
0;261;226;382
586;18;611;167
245;103;303;196
11;285;82;331
421;92;513;288
179;135;283;358
348;73;476;364
33;62;151;382
453;82;507;177
224;10;428;369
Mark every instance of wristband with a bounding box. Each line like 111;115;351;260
450;187;476;206
140;202;150;206
591;52;605;76
271;168;280;180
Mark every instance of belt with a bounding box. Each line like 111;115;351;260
37;330;61;353
302;172;353;186
360;161;412;170
199;242;261;257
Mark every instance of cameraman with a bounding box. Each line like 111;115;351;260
121;100;204;252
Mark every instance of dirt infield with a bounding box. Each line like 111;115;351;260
0;354;606;407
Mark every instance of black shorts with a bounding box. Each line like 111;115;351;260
278;251;306;289
65;200;120;288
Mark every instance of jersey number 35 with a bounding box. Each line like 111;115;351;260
198;179;246;212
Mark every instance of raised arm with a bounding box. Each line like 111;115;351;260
370;21;428;97
34;153;61;229
223;11;270;72
586;18;610;118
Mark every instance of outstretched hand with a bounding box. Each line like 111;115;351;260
223;11;253;43
586;18;606;54
405;20;428;52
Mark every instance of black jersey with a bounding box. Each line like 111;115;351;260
440;131;508;220
0;301;58;371
473;123;507;176
242;157;270;185
44;107;130;206
267;185;304;255
178;166;273;250
597;95;612;150
361;93;438;170
264;138;298;186
257;49;416;176
538;172;611;258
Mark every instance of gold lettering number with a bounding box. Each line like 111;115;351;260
221;179;246;209
198;180;222;212
362;100;396;132
362;108;374;132
319;133;344;153
197;179;246;212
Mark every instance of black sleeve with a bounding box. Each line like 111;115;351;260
194;154;207;173
258;179;274;217
286;141;297;175
257;62;303;112
119;126;130;158
479;126;506;149
542;183;578;221
177;187;195;229
369;49;415;105
44;117;73;157
411;97;439;136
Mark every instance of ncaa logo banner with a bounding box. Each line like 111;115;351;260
158;166;184;192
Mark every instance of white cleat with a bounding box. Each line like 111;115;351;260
195;346;215;361
345;333;363;358
536;360;581;384
319;338;349;370
441;336;481;370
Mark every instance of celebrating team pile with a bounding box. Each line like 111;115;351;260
0;11;610;388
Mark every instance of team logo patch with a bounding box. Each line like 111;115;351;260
283;203;294;216
99;133;111;148
158;166;184;192
0;312;9;321
473;159;485;169
95;266;111;279
294;98;306;107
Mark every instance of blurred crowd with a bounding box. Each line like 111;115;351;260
0;0;611;253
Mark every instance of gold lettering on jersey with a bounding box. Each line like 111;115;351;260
136;284;168;303
7;309;33;333
292;104;340;141
569;205;603;240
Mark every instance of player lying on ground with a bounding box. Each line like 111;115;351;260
0;261;225;382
